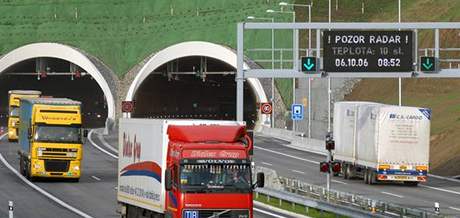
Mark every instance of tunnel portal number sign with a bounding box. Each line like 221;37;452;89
323;30;414;72
122;101;134;113
260;102;273;115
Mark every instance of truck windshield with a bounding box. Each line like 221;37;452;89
34;125;81;143
9;107;19;117
180;164;251;193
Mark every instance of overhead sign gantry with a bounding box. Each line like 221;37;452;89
236;22;460;121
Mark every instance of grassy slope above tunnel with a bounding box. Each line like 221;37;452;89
332;0;460;176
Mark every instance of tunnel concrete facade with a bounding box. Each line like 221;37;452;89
124;41;270;128
0;43;118;126
0;41;270;130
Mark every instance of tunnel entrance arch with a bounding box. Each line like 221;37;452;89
0;43;116;127
126;41;269;129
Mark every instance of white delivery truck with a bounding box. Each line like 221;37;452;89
118;118;264;218
333;101;431;186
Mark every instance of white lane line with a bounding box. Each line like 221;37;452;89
291;169;306;175
254;146;319;165
253;207;287;218
381;191;404;198
261;162;273;166
449;206;460;212
419;184;460;196
91;176;101;181
96;131;119;154
332;179;347;185
0;133;93;218
88;130;118;159
428;173;460;183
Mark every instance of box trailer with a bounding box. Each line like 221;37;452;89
334;102;431;185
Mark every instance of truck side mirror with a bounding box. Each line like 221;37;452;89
256;172;265;188
83;129;89;138
28;127;32;139
165;169;172;191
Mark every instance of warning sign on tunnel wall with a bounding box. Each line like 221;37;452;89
122;101;135;113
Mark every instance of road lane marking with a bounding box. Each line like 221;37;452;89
88;130;118;159
253;207;287;218
0;133;93;218
381;191;404;198
291;169;306;174
332;179;347;185
91;176;101;181
449;207;460;212
261;162;273;166
419;184;460;196
254;146;319;164
96;132;118;154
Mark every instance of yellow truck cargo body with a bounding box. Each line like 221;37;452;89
18;98;83;180
7;90;41;141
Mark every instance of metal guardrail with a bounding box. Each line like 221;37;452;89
254;167;444;218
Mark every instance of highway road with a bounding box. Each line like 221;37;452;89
253;134;460;216
0;131;291;218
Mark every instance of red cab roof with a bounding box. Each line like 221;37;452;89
167;125;246;143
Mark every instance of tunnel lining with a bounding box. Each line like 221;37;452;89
126;41;269;128
0;43;116;123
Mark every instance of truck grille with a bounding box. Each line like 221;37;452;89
183;210;249;218
44;160;70;172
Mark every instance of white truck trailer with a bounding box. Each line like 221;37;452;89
333;101;431;185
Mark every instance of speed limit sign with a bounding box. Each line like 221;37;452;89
260;102;273;114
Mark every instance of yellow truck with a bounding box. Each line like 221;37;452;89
18;98;86;181
7;90;41;142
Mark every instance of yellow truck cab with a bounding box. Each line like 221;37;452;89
7;90;41;142
18;98;86;181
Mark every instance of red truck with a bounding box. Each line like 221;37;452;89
118;119;264;218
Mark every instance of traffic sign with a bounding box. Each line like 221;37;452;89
301;57;317;72
323;30;414;72
291;104;304;120
122;101;135;113
260;102;273;114
420;57;436;72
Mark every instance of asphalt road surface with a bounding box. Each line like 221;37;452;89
253;135;460;216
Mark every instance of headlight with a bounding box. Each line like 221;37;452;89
67;152;77;158
73;166;80;171
34;163;41;169
37;147;45;156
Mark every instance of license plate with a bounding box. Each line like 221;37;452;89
395;175;409;180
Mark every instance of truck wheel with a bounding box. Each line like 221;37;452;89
404;181;419;186
19;156;25;176
343;164;349;179
369;170;377;185
364;169;369;184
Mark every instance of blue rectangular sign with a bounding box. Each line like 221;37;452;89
291;104;304;120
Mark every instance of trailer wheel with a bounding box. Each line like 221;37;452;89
364;169;369;184
369;170;377;185
404;181;419;186
343;164;349;179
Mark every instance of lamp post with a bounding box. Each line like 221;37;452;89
267;9;296;131
247;16;275;128
279;2;312;137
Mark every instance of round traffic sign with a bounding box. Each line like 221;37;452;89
260;103;273;114
122;101;134;113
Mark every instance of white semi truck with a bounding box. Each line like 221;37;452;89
333;101;431;186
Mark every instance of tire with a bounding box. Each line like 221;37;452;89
343;164;349;180
369;170;377;185
19;156;25;176
404;181;419;186
364;169;369;184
